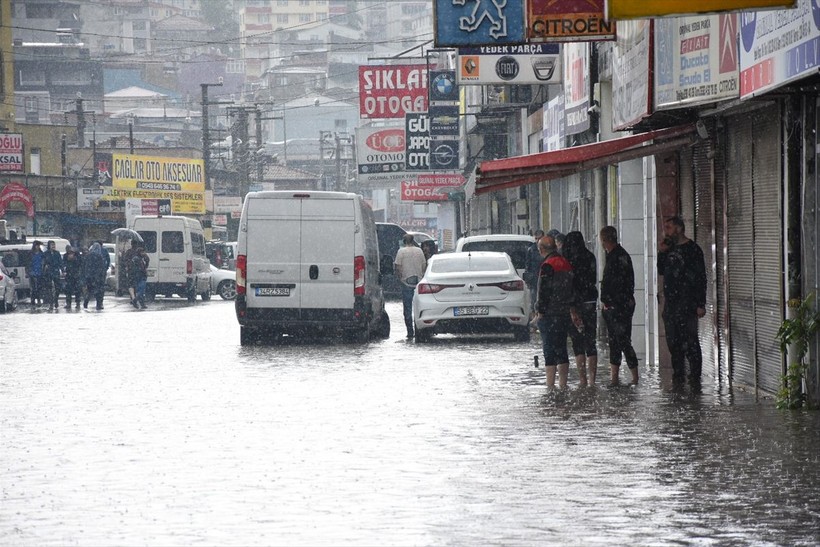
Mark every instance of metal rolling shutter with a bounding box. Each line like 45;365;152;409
725;105;783;393
713;128;731;385
725;115;756;388
693;130;718;380
750;107;783;394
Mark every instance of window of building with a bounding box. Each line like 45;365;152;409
299;13;311;22
277;13;289;23
19;68;46;86
277;0;288;5
334;119;347;130
51;68;91;86
258;14;270;23
133;21;146;30
299;0;310;5
25;97;39;123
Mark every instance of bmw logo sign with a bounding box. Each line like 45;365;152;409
433;73;455;97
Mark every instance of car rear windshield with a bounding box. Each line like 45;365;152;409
460;241;530;270
431;255;510;273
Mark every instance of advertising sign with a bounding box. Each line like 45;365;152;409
434;0;526;47
102;153;205;214
564;43;591;135
529;0;615;42
429;70;459;103
405;114;430;171
612;20;652;130
739;0;820;98
429;105;460;139
213;195;242;214
359;65;428;119
0;182;34;217
0;134;24;173
429;140;460;171
607;0;795;19
458;44;562;84
356;125;406;182
543;92;566;152
655;14;739;109
400;180;448;202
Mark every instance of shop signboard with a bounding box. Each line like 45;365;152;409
359;65;428;119
434;0;526;46
458;43;562;84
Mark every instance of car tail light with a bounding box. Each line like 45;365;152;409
186;259;193;274
354;255;365;295
479;280;525;291
417;283;459;294
236;255;247;295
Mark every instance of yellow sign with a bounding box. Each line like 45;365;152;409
107;153;205;214
606;0;795;18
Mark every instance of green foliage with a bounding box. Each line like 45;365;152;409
775;292;820;409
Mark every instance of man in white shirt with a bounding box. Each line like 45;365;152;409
394;233;427;338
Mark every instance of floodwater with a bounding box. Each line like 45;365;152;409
1;299;819;546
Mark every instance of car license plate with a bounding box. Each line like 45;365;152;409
256;287;290;297
454;306;489;316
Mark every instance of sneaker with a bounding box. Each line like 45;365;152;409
131;299;139;309
96;305;103;310
75;303;80;309
139;301;147;309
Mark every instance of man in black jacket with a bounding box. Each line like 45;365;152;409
657;216;707;385
600;226;639;386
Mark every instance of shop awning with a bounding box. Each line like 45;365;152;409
475;123;700;195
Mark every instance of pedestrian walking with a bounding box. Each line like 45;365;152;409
657;216;707;385
122;240;138;303
524;229;545;322
535;234;576;390
62;246;83;309
546;229;565;254
42;240;63;311
83;242;109;310
28;240;44;308
393;233;427;338
562;231;599;387
128;244;149;309
599;226;639;387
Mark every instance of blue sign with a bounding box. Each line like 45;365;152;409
434;0;526;47
429;70;459;103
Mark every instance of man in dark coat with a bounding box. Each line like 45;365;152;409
563;231;598;387
600;226;639;386
657;216;707;385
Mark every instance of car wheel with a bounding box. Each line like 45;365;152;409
513;326;530;342
414;328;432;342
218;280;237;300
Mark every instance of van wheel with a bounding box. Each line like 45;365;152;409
345;328;369;344
375;310;390;339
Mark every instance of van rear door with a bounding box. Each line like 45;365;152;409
245;195;354;310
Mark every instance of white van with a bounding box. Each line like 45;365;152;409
130;215;212;301
235;190;390;345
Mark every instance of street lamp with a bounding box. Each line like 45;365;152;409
201;79;224;190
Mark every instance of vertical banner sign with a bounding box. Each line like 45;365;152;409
359;65;428;119
543;92;566;152
739;0;820;99
433;0;526;47
655;14;739;109
612;20;652;130
563;43;591;135
0;134;24;173
430;140;460;171
356;125;407;182
528;0;615;42
405;114;430;171
429;70;459;103
429;104;460;139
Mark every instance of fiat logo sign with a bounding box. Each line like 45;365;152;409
366;129;405;152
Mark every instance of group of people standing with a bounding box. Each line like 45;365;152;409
27;239;110;311
526;216;706;390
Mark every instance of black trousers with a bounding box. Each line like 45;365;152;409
663;310;702;380
603;305;638;369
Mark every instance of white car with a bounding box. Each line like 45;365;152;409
0;262;19;313
412;251;530;342
210;265;237;300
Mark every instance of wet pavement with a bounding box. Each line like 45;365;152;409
1;298;819;546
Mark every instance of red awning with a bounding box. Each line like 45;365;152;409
475;123;699;195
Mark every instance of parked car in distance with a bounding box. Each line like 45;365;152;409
412;251;530;342
210;265;237;300
454;234;535;279
0;262;19;312
406;231;433;244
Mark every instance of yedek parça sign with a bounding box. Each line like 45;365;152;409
359;65;429;119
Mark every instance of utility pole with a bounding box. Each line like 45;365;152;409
255;108;263;183
335;132;342;192
201;80;223;191
228;106;251;197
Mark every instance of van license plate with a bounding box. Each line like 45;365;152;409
256;287;290;296
454;306;489;316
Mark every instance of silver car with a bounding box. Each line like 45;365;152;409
412;251;530;342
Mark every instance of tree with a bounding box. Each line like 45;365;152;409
200;2;241;55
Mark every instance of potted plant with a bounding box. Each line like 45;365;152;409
775;292;820;409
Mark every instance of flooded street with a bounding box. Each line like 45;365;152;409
2;299;819;546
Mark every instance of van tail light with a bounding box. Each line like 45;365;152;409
417;283;459;294
186;259;193;274
236;255;247;295
353;255;365;295
478;280;525;291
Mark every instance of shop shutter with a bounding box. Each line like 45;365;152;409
693;129;718;380
713;127;731;385
725;115;756;388
750;107;783;394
